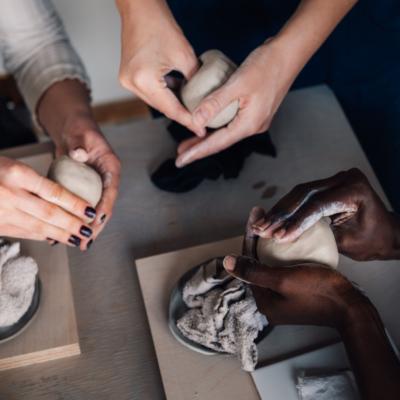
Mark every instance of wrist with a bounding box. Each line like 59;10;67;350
340;297;379;335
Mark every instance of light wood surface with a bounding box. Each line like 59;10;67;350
136;237;261;400
136;231;400;399
0;85;395;399
0;154;80;371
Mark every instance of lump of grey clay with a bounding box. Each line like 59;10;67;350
181;49;239;129
257;218;339;269
48;156;102;207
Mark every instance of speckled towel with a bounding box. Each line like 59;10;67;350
0;240;38;327
176;258;268;371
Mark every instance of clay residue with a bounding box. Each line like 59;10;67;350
252;181;266;190
261;185;278;199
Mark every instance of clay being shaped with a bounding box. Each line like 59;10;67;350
181;50;239;129
48;156;102;207
0;240;40;341
257;218;339;269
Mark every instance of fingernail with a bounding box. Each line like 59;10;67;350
86;239;93;250
100;214;107;224
85;207;96;219
51;241;59;247
175;152;192;168
223;255;237;271
194;108;208;126
80;225;92;238
68;235;81;247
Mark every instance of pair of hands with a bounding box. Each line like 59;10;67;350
223;168;398;330
0;113;120;251
118;8;293;167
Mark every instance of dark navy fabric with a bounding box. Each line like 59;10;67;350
167;0;400;210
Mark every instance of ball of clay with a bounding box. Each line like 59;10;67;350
257;218;339;269
48;156;102;207
181;49;239;129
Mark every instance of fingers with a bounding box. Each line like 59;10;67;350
146;85;205;137
275;189;358;243
5;162;96;224
252;171;357;241
9;209;84;248
177;136;203;155
242;207;266;258
14;190;93;244
192;81;238;130
223;255;285;292
175;115;248;167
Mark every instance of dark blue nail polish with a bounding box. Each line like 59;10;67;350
85;207;96;219
100;214;107;224
68;235;81;247
87;239;93;250
80;226;92;238
51;241;59;246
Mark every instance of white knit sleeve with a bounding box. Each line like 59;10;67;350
0;0;91;122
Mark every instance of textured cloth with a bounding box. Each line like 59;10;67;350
0;240;38;327
177;258;268;371
297;370;359;400
151;121;277;192
0;0;90;124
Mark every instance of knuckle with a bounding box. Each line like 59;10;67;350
7;163;25;182
47;183;63;203
43;204;58;221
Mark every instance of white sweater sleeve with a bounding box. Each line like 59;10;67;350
0;0;91;120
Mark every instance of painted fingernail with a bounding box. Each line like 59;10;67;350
86;239;93;250
68;235;81;247
100;214;107;224
51;241;59;246
223;255;237;271
80;226;92;238
85;207;96;219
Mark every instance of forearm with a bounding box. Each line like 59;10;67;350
340;302;400;400
116;0;177;33
270;0;357;77
37;80;95;148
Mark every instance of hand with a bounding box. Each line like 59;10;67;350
0;157;97;249
37;80;121;244
55;114;121;239
175;39;295;167
223;254;368;329
251;168;400;261
117;1;201;135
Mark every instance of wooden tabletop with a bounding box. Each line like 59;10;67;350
0;85;392;399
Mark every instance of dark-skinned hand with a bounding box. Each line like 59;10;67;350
251;168;400;261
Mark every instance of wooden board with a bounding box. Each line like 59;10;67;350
0;153;80;370
136;236;260;400
136;234;400;399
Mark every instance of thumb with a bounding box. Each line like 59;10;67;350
223;255;284;292
192;82;238;128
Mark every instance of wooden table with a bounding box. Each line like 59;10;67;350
0;85;393;399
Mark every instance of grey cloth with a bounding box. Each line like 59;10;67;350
177;258;268;371
0;0;90;125
297;370;359;400
0;240;38;327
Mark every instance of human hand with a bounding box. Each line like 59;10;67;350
175;39;295;167
0;157;97;249
223;254;369;329
54;114;121;240
118;1;201;135
251;169;400;261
